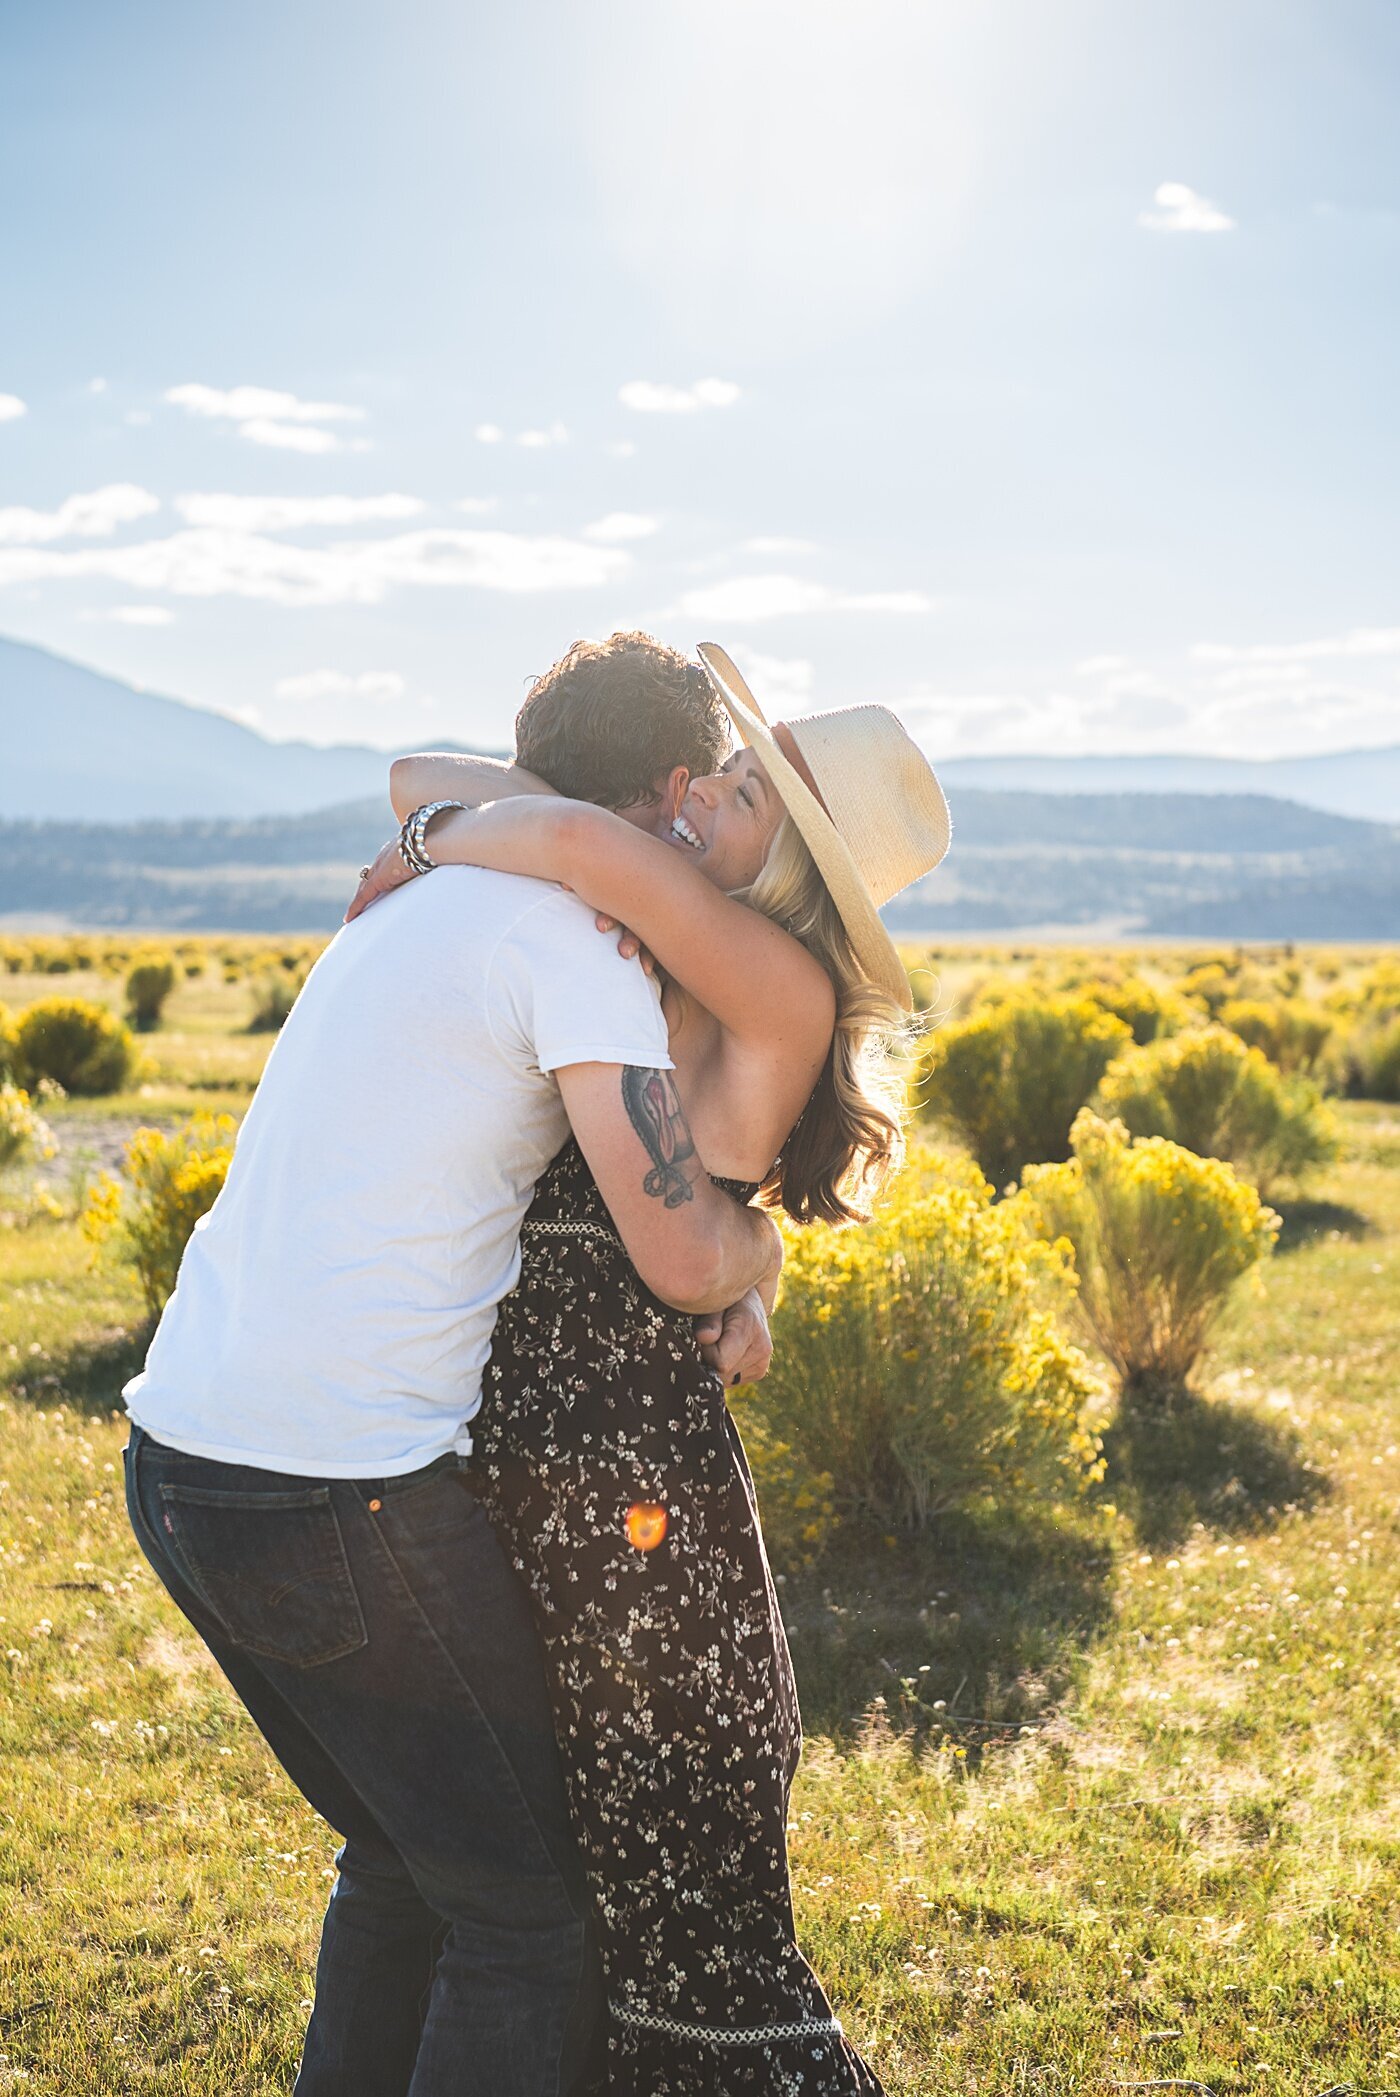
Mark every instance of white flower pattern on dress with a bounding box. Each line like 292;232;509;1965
472;1138;884;2095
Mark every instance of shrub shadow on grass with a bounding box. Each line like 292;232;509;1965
783;1503;1114;1757
1101;1386;1330;1551
32;1323;152;1421
1271;1196;1374;1255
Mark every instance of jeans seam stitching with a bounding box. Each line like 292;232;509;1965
357;1497;582;2085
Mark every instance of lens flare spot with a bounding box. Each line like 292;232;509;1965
625;1501;668;1552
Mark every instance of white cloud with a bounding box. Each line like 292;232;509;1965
166;382;366;455
898;622;1400;759
1139;182;1235;234
88;378;108;396
742;536;817;556
80;604;175;627
275;669;406;702
607;439;638;459
677;573;932;622
166;383;366;425
175;492;424;532
125;409;152;427
456;497;496;515
237;419;344;454
1191;627;1400;665
1206;662;1313;694
517;422;569;448
0;526;628;606
724;647;815;712
0;484;160;546
0;394;27;423
618;378;740;415
583;512;659;542
476;419;568;448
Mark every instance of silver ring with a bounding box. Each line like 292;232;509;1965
359;865;372;880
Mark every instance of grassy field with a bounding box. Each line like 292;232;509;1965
2;950;1399;2092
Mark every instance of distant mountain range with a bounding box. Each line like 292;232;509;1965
3;788;1396;939
1;635;406;821
3;632;1399;824
937;749;1400;824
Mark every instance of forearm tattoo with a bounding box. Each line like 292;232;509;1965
621;1066;698;1208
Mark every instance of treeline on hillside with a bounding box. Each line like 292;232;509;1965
949;790;1377;853
2;792;1397;937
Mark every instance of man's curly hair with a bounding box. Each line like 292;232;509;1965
514;631;730;811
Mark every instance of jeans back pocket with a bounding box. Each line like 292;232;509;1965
159;1482;367;1669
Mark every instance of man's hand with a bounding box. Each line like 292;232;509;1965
694;1287;773;1389
345;837;419;923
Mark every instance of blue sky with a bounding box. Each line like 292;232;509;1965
1;0;1397;758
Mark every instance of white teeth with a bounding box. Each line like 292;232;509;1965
670;816;703;850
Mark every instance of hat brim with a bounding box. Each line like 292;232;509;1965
697;642;914;1014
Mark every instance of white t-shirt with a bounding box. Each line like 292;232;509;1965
124;868;672;1476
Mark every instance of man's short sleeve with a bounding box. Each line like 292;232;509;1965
486;887;673;1076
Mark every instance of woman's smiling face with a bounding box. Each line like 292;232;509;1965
658;749;784;891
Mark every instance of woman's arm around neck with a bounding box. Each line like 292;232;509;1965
389;751;558;824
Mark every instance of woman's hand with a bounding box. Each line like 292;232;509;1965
595;913;657;978
344;837;419;923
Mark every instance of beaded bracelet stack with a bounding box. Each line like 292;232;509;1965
398;799;466;876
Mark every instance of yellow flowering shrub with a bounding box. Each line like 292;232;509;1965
0;1083;55;1176
737;1158;1103;1542
0;1000;16;1083
1345;1018;1400;1103
917;994;1132;1188
729;1428;839;1571
1176;959;1237;1016
125;954;178;1031
1327;960;1400;1102
1217;996;1334;1077
1093;1024;1337;1199
247;965;307;1033
1079;976;1193;1047
1018;1110;1279;1404
13;996;137;1097
83;1114;237;1317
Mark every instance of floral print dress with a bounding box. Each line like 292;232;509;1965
471;1137;884;2095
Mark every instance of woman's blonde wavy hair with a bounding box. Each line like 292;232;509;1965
735;815;912;1226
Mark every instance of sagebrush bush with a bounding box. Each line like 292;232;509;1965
1327;961;1400;1100
738;1157;1103;1538
0;1083;55;1176
1344;1018;1400;1103
917;995;1132;1188
247;967;306;1033
13;997;137;1097
1094;1024;1337;1199
125;955;178;1031
1218;996;1333;1077
83;1114;236;1317
1081;977;1192;1047
1018;1111;1279;1404
1177;959;1239;1016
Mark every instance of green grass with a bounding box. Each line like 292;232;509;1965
2;961;1399;2090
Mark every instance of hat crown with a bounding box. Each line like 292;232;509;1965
695;641;950;1013
784;706;950;908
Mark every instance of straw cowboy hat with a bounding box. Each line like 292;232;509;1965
696;643;951;1015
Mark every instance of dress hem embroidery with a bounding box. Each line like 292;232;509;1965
614;2007;845;2045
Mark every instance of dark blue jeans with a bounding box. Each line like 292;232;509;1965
124;1424;601;2097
